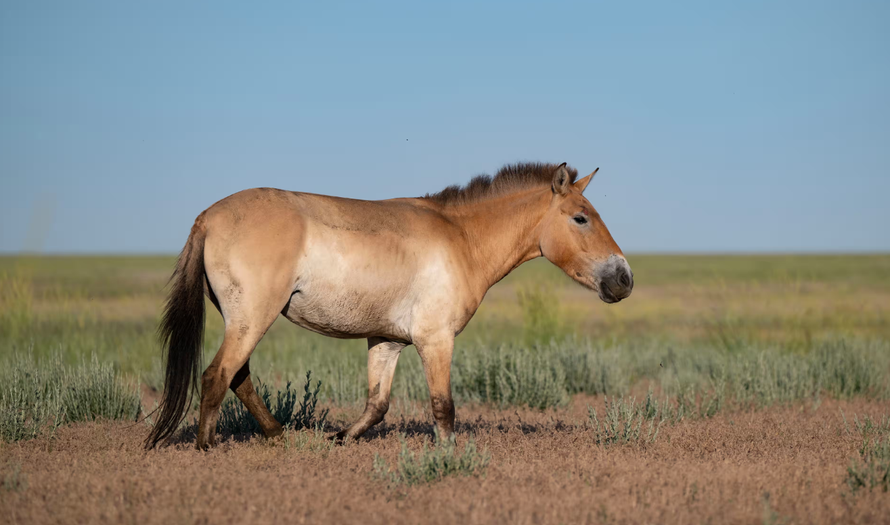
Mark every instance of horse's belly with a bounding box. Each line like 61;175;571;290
281;280;408;341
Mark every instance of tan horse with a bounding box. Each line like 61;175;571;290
145;162;633;450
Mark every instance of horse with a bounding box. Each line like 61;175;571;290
145;162;633;450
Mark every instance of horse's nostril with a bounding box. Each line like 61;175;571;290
619;270;631;288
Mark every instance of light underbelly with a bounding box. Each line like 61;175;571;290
281;282;408;341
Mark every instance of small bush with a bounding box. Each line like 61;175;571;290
587;395;665;447
61;355;141;423
728;341;888;408
560;343;628;397
283;426;334;455
678;375;727;420
812;341;885;399
845;414;890;494
846;435;890;493
0;352;139;442
454;346;567;409
215;371;328;436
730;352;817;407
0;354;64;442
372;430;491;487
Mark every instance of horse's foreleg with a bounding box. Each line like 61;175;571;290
230;360;284;439
337;337;404;441
416;336;455;439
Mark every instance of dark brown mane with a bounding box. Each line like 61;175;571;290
422;162;578;205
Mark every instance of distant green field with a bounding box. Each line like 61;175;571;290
1;254;889;407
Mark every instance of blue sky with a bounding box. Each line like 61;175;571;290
1;1;887;253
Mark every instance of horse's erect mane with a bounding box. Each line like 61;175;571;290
421;162;578;206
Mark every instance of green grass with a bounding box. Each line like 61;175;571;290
1;254;889;442
372;430;491;487
844;413;890;494
282;426;335;455
0;352;141;442
61;354;142;423
516;283;564;346
0;353;64;442
587;396;665;447
204;372;328;437
618;254;890;288
453;345;569;409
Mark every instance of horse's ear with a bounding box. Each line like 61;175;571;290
551;163;571;195
574;168;598;194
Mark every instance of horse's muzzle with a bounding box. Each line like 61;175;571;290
596;255;634;304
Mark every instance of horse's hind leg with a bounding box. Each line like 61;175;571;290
230;360;284;438
197;288;291;450
197;326;266;449
336;337;405;441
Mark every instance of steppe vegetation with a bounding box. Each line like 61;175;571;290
1;254;888;523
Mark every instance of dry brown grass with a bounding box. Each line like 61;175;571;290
2;397;889;525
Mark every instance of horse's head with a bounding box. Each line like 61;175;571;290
539;164;633;304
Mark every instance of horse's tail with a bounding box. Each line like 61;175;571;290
145;216;207;449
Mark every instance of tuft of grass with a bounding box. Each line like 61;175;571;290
213;371;329;436
678;376;727;420
61;354;141;423
454;346;567;409
372;430;491;487
760;491;789;525
1;462;27;492
0;352;140;442
587;396;665;447
0;353;64;442
559;342;628;397
729;341;887;408
844;413;890;494
584;386;732;447
282;425;334;455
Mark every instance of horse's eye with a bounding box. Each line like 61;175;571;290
573;215;588;225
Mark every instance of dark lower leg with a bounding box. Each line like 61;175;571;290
196;362;231;450
417;339;456;440
430;393;455;438
336;393;390;441
230;362;283;438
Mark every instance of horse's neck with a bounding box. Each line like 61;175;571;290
444;189;550;292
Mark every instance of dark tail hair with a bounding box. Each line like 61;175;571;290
145;218;207;449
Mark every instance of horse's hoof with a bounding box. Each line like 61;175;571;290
327;431;348;445
195;439;216;451
265;426;285;439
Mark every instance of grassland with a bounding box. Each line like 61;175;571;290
1;254;889;524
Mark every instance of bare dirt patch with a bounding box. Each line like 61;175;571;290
2;397;889;524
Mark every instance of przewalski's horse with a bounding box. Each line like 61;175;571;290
146;162;633;450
